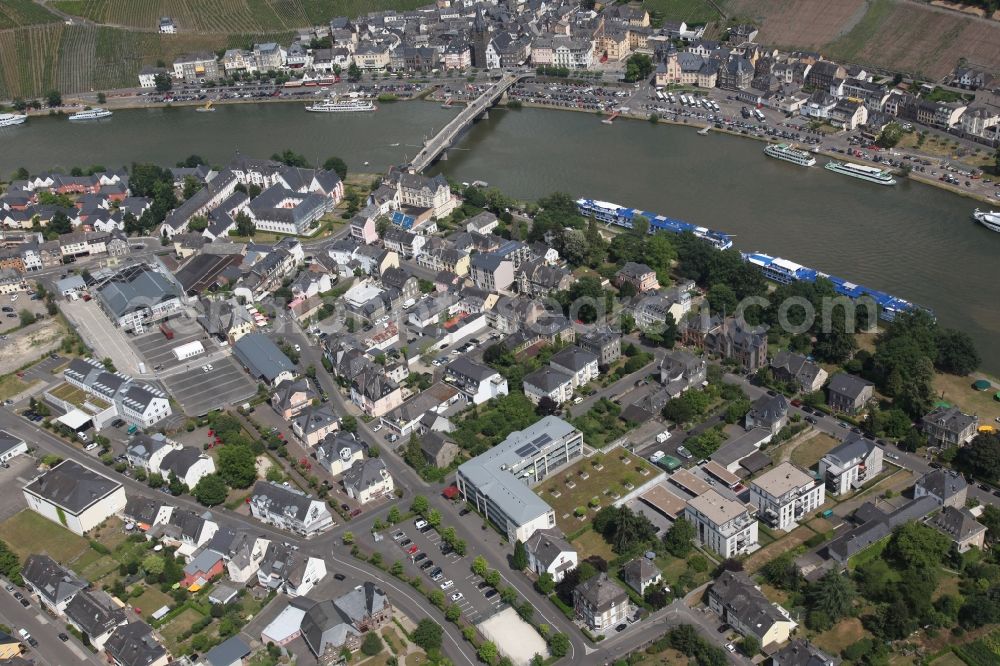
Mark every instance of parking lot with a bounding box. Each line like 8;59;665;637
378;519;505;626
60;298;144;375
0;292;45;333
161;357;256;416
132;327;218;372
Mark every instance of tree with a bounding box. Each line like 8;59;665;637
271;149;310;168
472;555;488;577
956;433;1000;483
387;505;401;524
741;635;760;657
548;633;570;658
48;210;72;235
193;474;228;506
885;522;951;570
427;508;441;527
347;63;362;81
445;604;462;622
323;156;348;180
411;495;429;516
217;445;257;488
807;572;855;622
18;310;36;327
536;396;559;416
535;572;555;595
411;619;443;651
484;569;501;588
154;73;172;92
46;90;62;107
142;554;165;576
935;328;980;375
624;53;653;82
663;517;695;557
478;641;498;665
512;540;528;570
876;122;903;148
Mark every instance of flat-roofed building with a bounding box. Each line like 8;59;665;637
684;489;759;558
750;462;825;530
456;416;583;542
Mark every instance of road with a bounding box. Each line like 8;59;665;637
0;583;102;666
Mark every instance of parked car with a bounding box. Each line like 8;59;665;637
58;633;69;642
392;531;406;541
334;573;346;581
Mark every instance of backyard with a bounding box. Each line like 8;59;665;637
932;372;1000;423
539;447;661;533
790;432;840;470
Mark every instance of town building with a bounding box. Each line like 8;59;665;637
522;367;575;405
456;416;582;542
744;394;789;435
233;333;297;387
524;529;577;582
549;346;600;389
21;554;86;614
342;458;394;504
914;469;968;508
248;481;335;536
749;461;825;531
930;505;987;553
771;639;837;666
818;433;883;495
258;543;327;597
104;622;168;666
616;262;659;292
769;350;828;393
659;350;707;397
621;557;662;595
94;264;182;333
922;406;979;447
826;373;874;414
64;590;127;649
684;488;760;557
172;52;220;82
573;573;628;631
578;329;621;367
444;357;508;405
708;570;797;648
22;460;127;535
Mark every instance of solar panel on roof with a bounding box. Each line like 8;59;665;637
531;434;551;446
515;445;536;457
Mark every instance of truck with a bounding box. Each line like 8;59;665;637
160;323;174;340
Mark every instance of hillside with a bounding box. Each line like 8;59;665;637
0;25;293;99
723;0;1000;79
0;0;61;29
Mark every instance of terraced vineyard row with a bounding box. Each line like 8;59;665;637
0;24;64;99
56;25;98;94
50;0;317;32
0;0;62;29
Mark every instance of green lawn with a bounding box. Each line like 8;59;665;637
159;607;204;653
541;448;659;532
790;432;839;470
644;0;721;25
571;528;617;564
130;585;174;618
0;374;36;401
0;510;91;562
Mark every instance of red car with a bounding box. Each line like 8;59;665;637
791;399;802;407
407;544;419;555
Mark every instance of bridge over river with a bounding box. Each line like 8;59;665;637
409;72;527;173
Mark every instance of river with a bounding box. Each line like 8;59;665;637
2;102;998;373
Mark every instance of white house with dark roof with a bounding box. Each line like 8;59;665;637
104;621;168;666
249;481;334;536
524;529;577;582
315;432;366;476
292;404;340;447
21;554;87;614
444;357;508;405
258;542;327;596
343;458;394;504
22;460;127;535
744;394;789;435
549;346;599;389
523;366;574;405
914;469;968;509
826;373;874;414
0;429;27;463
818;433;882;495
65;589;127;649
573;573;628;630
931;505;987;553
622;557;662;595
770;350;828;393
62;357;172;428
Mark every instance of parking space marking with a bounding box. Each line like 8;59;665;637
35;613;47;624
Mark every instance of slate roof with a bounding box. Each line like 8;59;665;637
301;600;361;656
65;590;127;638
203;636;252;666
343;458;389;494
524;529;574;570
23;460;122;514
523;366;573;392
104;621;166;666
827;373;873;400
233;333;296;383
96;265;179;318
574;573;627;612
22;554;86;606
917;469;968;502
549;346;598;373
710;571;791;638
931;505;986;544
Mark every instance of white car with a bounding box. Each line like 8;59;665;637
372;423;383;432
414;519;428;530
725;643;735;653
440;580;454;590
450;592;463;602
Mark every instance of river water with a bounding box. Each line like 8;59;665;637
2;102;997;373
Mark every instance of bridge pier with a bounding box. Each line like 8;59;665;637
480;109;489;120
439;150;447;161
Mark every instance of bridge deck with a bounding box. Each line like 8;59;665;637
410;73;525;173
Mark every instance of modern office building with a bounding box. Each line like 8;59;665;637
683;489;759;558
456;416;583;542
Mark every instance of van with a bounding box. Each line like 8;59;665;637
572;396;584;405
656;430;671;443
649;450;665;464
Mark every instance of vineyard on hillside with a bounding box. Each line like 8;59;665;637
0;24;64;100
0;24;294;98
51;0;436;31
0;0;61;29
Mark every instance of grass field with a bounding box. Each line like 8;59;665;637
790;432;839;470
570;528;617;564
131;584;174;617
0;0;61;29
0;374;36;401
159;607;204;651
810;616;866;655
0;510;92;562
932;372;1000;423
